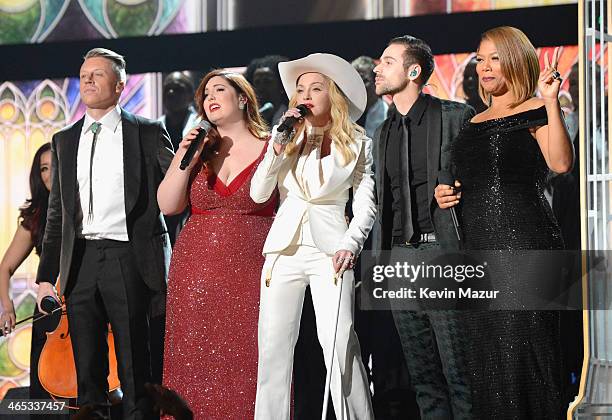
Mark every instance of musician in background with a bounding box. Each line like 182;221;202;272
0;143;53;401
245;55;289;126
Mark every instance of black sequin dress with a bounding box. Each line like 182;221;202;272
450;106;565;419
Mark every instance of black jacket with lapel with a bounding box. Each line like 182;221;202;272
37;109;174;296
374;95;474;251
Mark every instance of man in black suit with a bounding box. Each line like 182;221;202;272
36;48;173;419
373;36;474;419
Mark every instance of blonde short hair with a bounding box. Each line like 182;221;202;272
84;48;127;82
478;26;540;108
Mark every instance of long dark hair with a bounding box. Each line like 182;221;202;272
19;143;51;255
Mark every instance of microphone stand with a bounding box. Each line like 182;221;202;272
321;269;346;420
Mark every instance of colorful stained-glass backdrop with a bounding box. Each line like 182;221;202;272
0;0;190;44
0;1;576;45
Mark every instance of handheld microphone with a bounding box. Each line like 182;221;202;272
277;104;309;132
180;120;212;170
438;170;462;242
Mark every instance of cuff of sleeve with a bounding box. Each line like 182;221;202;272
263;136;285;167
271;125;293;146
336;240;358;256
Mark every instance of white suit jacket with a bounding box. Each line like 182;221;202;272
250;129;377;256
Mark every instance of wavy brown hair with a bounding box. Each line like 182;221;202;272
194;69;268;162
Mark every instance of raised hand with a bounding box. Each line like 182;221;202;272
539;47;563;103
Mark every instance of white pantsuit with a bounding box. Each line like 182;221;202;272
250;125;376;420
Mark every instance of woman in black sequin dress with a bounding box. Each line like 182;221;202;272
435;27;573;418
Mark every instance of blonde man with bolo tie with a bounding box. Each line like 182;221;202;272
251;53;375;420
36;48;174;419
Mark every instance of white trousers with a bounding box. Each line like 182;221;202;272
254;245;374;420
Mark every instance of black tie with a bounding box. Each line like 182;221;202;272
87;122;101;222
399;116;414;242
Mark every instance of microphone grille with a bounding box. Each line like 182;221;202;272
198;120;212;131
296;104;309;116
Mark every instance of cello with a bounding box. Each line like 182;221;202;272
36;282;121;405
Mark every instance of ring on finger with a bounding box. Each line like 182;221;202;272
552;70;561;81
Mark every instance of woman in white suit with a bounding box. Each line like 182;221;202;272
250;53;376;420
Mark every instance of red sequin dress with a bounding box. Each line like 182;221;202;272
163;142;276;419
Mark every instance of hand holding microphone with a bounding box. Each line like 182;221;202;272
277;104;309;133
179;120;213;171
435;170;462;242
272;105;310;154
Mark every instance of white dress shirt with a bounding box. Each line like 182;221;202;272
76;105;129;241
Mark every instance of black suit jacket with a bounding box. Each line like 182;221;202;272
374;95;474;250
37;109;174;296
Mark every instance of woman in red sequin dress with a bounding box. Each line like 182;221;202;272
158;69;276;419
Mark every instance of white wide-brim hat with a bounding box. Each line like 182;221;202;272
278;53;367;122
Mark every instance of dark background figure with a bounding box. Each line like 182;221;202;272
244;55;289;126
462;57;487;114
152;71;198;386
553;61;583;406
353;56;389;138
159;71;198;245
160;71;198;152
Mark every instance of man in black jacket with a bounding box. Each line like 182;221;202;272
36;48;173;419
373;36;474;419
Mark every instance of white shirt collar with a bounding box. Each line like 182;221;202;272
83;105;122;133
305;121;332;140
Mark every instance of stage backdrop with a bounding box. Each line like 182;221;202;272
0;45;586;396
0;0;584;399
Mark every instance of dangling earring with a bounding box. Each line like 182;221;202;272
239;101;245;110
